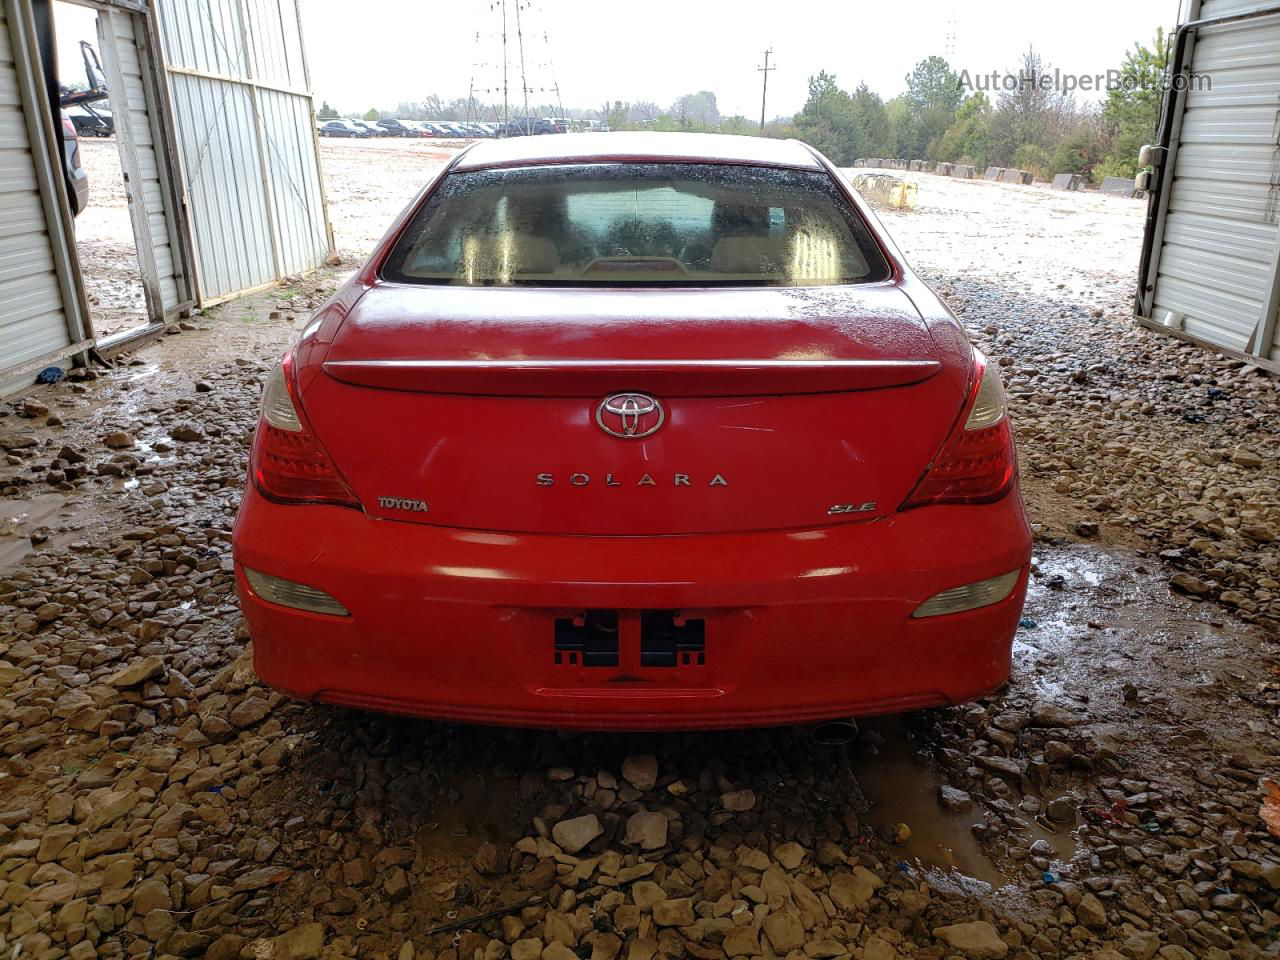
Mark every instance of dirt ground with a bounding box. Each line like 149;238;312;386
1;140;1278;960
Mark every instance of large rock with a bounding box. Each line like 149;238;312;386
828;866;883;911
933;921;1008;958
1077;892;1108;929
270;923;326;959
651;898;694;927
552;814;603;854
106;656;165;687
624;810;667;850
761;908;805;952
622;754;658;790
722;925;762;957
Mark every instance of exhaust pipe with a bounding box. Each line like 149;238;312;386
811;719;858;745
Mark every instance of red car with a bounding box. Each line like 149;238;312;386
233;132;1031;731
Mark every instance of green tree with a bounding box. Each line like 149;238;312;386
1013;143;1051;179
990;47;1079;164
600;100;630;131
670;91;720;130
1098;30;1170;177
362;107;380;121
792;71;858;162
719;114;757;135
932;92;991;166
884;96;917;159
317;101;338;119
903;56;963;156
849;83;890;158
1048;126;1100;175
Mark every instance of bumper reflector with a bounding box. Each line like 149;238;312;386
912;569;1021;619
243;567;349;617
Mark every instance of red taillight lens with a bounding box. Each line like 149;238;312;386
250;355;360;508
901;350;1015;509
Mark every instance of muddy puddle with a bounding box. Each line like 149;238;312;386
853;716;1075;892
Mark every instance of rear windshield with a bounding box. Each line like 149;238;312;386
381;163;891;287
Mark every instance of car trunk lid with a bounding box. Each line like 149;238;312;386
299;283;968;535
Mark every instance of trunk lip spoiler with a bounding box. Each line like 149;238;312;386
321;358;942;397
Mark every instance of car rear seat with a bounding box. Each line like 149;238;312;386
709;237;791;274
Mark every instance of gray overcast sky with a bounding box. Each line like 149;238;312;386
298;0;1182;118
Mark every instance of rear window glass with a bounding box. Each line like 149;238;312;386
381;163;890;287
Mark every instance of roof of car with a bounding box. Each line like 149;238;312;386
452;132;823;172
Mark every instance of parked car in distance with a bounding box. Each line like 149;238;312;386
60;111;89;216
317;119;369;138
496;117;559;136
233;132;1032;731
348;119;385;137
67;107;112;137
376;118;417;137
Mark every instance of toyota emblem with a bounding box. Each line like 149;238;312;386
595;392;665;439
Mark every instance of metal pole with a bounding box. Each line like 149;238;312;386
514;0;529;132
758;48;774;132
501;0;509;130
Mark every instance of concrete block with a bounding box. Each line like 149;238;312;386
1100;175;1140;198
850;173;917;210
1051;172;1085;191
999;168;1031;185
984;166;1004;181
935;162;954;176
952;164;976;179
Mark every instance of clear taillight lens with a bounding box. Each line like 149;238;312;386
901;350;1015;509
243;567;349;616
250;355;360;508
912;569;1021;618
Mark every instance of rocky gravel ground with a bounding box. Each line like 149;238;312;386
0;144;1277;960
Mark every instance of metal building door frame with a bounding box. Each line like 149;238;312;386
69;0;198;352
1136;2;1280;370
1;0;92;390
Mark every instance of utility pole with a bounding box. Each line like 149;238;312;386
501;0;509;129
758;48;775;132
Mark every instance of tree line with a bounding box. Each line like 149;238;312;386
600;36;1168;183
772;37;1168;182
317;32;1168;184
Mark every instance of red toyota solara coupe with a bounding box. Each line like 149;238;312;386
232;132;1031;730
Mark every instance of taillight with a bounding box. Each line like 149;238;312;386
901;350;1015;509
250;354;360;508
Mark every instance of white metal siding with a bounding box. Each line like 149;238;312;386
0;2;76;396
99;8;188;317
1150;16;1280;352
158;0;331;303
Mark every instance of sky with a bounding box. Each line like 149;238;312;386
297;0;1182;119
49;0;1183;120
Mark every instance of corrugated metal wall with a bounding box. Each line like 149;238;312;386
0;0;86;397
97;7;189;322
1144;0;1280;363
157;0;331;303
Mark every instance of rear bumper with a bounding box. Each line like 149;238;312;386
232;486;1031;730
